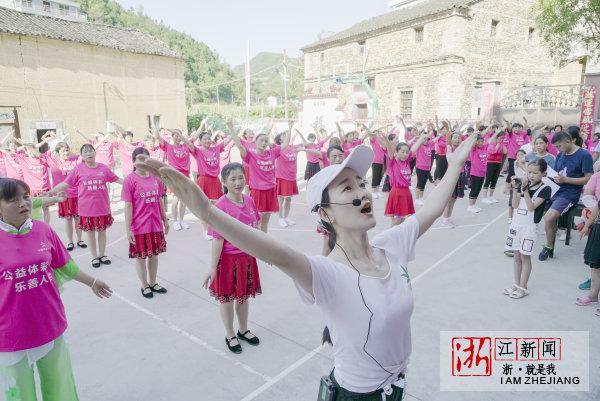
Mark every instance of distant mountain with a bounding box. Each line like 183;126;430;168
233;52;303;101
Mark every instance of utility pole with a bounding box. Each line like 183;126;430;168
283;49;289;119
245;40;251;116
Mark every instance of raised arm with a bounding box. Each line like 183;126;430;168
136;157;313;291
280;121;293;151
410;134;426;154
415;133;477;236
228;120;247;158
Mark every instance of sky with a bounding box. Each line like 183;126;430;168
115;0;390;67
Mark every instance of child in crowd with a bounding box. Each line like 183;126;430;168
467;135;488;213
383;138;415;226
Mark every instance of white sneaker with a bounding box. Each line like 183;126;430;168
481;198;492;205
173;221;182;231
203;231;213;241
180;221;190;230
490;197;499;204
442;218;456;228
373;192;380;199
414;198;424;206
557;231;567;241
467;206;482;213
285;218;296;226
278;218;288;228
507;218;512;224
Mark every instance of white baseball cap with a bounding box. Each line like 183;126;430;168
306;145;374;214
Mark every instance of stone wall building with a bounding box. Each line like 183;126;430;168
301;0;584;125
0;5;186;146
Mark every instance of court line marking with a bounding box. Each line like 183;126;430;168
71;235;127;260
238;209;508;401
112;292;272;382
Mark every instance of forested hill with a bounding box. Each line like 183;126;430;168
76;0;238;105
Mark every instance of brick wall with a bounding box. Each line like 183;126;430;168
0;33;187;147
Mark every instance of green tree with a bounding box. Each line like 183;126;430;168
533;0;600;60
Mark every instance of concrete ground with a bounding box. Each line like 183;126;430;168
43;175;598;401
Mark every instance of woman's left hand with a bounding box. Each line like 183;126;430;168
91;279;112;298
446;132;477;166
163;220;170;235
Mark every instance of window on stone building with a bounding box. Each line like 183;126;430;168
491;20;499;37
367;77;375;90
358;40;366;56
59;4;69;15
320;52;325;63
400;90;413;119
23;0;33;8
42;1;51;12
414;27;424;43
528;27;535;41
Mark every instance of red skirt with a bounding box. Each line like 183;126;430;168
276;178;299;197
250;187;279;212
58;197;78;219
197;175;223;200
78;215;114;232
129;231;167;259
209;253;262;304
385;187;415;217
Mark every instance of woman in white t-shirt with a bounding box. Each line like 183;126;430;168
134;134;477;400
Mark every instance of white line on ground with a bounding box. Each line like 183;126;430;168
71;235;128;260
238;345;324;401
112;292;272;382
238;209;508;401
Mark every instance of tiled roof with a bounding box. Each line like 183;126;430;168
0;6;181;58
302;0;480;52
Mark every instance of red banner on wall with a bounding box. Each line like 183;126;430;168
580;85;597;140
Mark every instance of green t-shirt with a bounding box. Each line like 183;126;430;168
31;197;44;221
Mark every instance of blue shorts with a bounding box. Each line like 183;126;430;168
549;196;574;215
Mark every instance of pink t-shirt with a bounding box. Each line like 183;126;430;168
584;172;600;200
64;163;119;217
0;221;70;352
388;156;413;188
240;139;256;167
220;141;235;170
17;155;50;192
342;142;360;157
121;173;165;235
486;142;503;164
435;135;447;156
370;137;385;164
161;142;191;173
321;150;330;167
545;133;558;156
3;153;24;180
92;140;116;168
306;140;326;164
192;143;225;177
469;145;488;177
148;146;165;162
208;195;259;255
117;141;143;176
504;131;530;159
275;145;299;181
415;141;433;171
45;155;80;198
242;145;281;190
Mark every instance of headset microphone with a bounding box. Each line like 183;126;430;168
311;199;362;212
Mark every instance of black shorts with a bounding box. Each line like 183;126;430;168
584;223;600;269
469;175;485;199
371;163;384;188
434;154;448;180
416;168;430;191
506;158;516;183
483;162;502;189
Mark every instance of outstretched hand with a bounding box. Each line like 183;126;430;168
446;132;477;166
135;156;213;222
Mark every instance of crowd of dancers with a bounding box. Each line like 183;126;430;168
1;115;599;400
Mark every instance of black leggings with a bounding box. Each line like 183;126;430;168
371;163;384;188
505;158;515;183
434;154;448;180
483;162;502;189
469;175;485;199
416;168;430;191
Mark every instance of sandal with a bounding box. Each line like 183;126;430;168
503;284;518;296
91;258;101;268
226;336;242;354
575;296;599;306
66;243;75;251
237;330;260;346
77;241;87;249
141;286;154;299
149;284;167;294
99;256;111;265
509;286;529;299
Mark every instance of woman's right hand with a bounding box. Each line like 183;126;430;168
135;157;213;222
202;269;216;289
127;229;136;245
